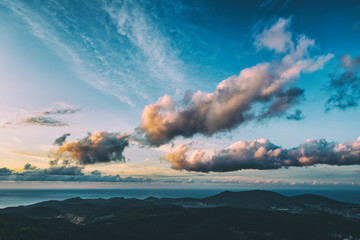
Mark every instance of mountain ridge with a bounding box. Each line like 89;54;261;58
0;190;360;240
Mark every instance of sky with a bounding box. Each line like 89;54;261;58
0;0;360;189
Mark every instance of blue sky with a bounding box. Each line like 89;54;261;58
0;0;360;189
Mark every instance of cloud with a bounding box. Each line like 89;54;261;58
23;163;36;170
43;166;83;176
0;121;12;128
138;18;333;146
2;0;188;105
1;102;80;128
104;1;185;85
20;116;68;127
40;102;81;115
260;87;304;119
164;137;360;172
54;133;71;146
0;168;13;175
56;131;130;165
326;55;360;111
255;17;292;52
340;55;360;70
286;109;304;120
0;165;152;182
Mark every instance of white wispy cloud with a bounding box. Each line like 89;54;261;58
2;0;134;105
104;0;185;85
2;0;187;106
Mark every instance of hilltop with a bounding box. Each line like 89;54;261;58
0;190;359;240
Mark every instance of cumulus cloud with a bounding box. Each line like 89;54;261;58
0;165;152;182
138;18;333;146
326;55;360;111
56;131;130;165
54;133;71;146
164;137;360;172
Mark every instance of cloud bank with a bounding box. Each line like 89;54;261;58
326;55;360;111
164;137;360;172
138;18;333;146
0;165;152;182
56;131;130;165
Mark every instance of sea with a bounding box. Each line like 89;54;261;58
0;188;359;209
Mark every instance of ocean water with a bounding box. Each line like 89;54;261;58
0;188;359;209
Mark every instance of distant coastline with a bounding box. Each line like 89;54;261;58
1;189;360;239
0;188;359;209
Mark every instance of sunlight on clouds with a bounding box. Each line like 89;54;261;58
164;137;360;172
138;17;333;146
0;1;359;188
